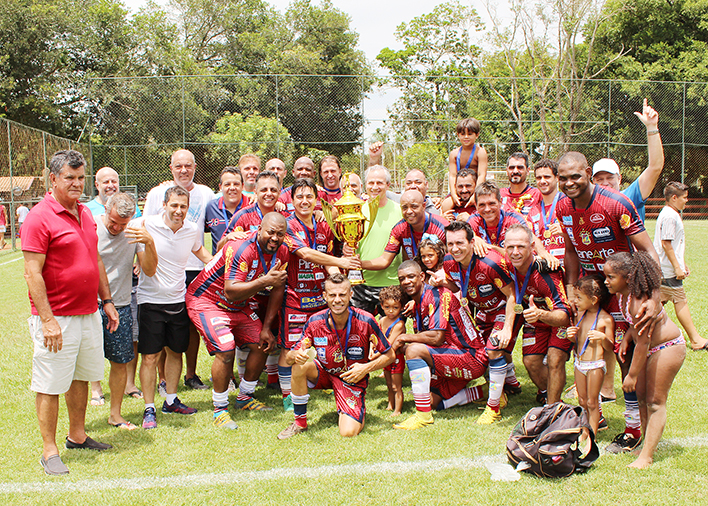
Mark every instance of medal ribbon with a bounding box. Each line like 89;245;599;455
540;193;559;230
458;257;476;302
456;144;477;171
256;238;278;274
408;213;431;257
576;309;601;357
328;309;353;368
481;210;505;245
511;263;534;310
295;216;317;249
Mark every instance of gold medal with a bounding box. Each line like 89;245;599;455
514;303;523;314
543;229;551;239
460;297;468;307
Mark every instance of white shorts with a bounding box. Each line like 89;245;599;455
30;311;104;394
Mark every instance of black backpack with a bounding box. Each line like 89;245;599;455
506;402;600;478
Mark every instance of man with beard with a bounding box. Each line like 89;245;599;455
442;168;477;221
525;160;565;265
500;153;542;215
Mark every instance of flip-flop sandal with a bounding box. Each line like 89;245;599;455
692;343;708;351
125;389;143;399
109;421;138;430
90;395;105;406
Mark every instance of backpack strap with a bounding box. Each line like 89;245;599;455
572;406;600;472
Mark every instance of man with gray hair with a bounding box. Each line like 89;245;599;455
22;149;119;475
347;165;402;316
97;192;158;429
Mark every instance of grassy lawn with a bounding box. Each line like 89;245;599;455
1;221;708;504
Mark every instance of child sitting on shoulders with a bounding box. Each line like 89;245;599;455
445;118;488;208
566;275;614;436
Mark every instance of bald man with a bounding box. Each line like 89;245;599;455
86;167;142;218
361;190;447;272
265;158;287;186
388;169;441;216
143;149;216;391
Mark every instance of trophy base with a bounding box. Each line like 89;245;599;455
347;269;365;286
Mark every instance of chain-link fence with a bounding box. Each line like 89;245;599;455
3;74;708;252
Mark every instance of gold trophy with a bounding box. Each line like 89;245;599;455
321;172;380;285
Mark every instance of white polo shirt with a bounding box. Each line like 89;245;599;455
135;214;201;305
143;183;215;271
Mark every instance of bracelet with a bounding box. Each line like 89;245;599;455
102;298;114;305
647;129;659;136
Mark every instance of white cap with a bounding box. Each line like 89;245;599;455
592;158;620;176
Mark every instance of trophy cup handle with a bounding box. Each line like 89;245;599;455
320;200;342;241
360;194;380;243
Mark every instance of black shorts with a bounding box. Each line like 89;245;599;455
185;270;200;289
138;302;190;355
351;284;383;317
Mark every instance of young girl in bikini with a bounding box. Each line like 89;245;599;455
566;275;615;435
604;251;686;469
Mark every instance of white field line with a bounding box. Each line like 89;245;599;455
0;255;21;267
2;435;708;495
0;454;504;495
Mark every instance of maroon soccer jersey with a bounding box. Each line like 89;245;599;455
526;197;566;263
294;308;390;378
467;209;527;247
443;249;512;312
224;233;290;313
318;187;342;204
555;185;645;273
384;214;448;260
278;186;323;215
283;215;335;310
414;285;484;350
451;201;476;218
511;260;571;329
187;240;244;312
501;185;543;215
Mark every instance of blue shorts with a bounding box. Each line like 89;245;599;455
101;305;135;364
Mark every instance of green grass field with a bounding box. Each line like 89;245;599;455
2;221;708;505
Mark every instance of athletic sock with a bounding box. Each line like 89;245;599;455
165;393;177;405
439;386;484;410
236;348;249;381
278;365;292;397
291;394;310;428
212;389;229;411
145;402;155;410
237;379;257;402
487;357;506;412
408;358;432;413
266;354;279;384
505;361;521;387
624;391;641;437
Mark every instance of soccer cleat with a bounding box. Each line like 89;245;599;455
393;411;434;430
283;394;294;412
235;398;273;411
477;405;502;425
142;407;157;429
598;416;608;432
605;432;642;454
184;374;209;390
277;421;307;440
213;410;238;430
499;392;508;410
157;380;167;398
504;383;522;396
536;391;547;405
162;397;197;415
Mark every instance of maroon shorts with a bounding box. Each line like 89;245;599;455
477;309;523;354
385;351;405;374
186;297;260;355
310;361;367;423
603;294;629;353
428;345;488;382
521;324;572;356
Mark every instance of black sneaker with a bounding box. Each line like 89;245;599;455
597;416;608;431
184;375;209;390
504;383;522;396
605;432;641;454
535;391;547;405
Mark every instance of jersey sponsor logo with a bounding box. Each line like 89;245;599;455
298;259;313;270
479;284;493;295
298;273;315;281
580;262;596;271
239;261;248;273
562;216;573;226
610;311;627;323
530;213;541;221
249;225;258;232
619;214;631;229
475;272;486;281
576;247;615;261
300;295;324;309
313;336;328;346
317;348;327;361
317;244;327;252
580;230;591;245
590;213;604;224
450;272;461;280
591;226;615;243
315;272;325;280
388;236;399;246
348;346;364;360
402;237;412;245
288;333;301;342
288;313;308;323
251;260;258;268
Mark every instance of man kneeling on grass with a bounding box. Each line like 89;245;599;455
277;273;395;439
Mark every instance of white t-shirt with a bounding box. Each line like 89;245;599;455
135;214;201;305
653;205;685;279
96;217;138;307
143;183;215;271
17;205;30;223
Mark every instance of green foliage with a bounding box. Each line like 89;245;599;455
205;112;294;166
401;142;447;193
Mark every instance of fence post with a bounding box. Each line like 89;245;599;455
124;146;128;188
181;76;186;147
7;121;16;250
681;82;686;185
360;75;365;173
275;75;280;159
607;80;612;158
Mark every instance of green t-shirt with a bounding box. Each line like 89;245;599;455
357;198;402;288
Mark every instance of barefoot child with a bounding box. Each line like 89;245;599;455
375;286;406;416
446;118;488;208
415;237;446;285
566;275;614;435
604;251;686;469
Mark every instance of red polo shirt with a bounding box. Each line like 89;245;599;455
21;193;100;316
